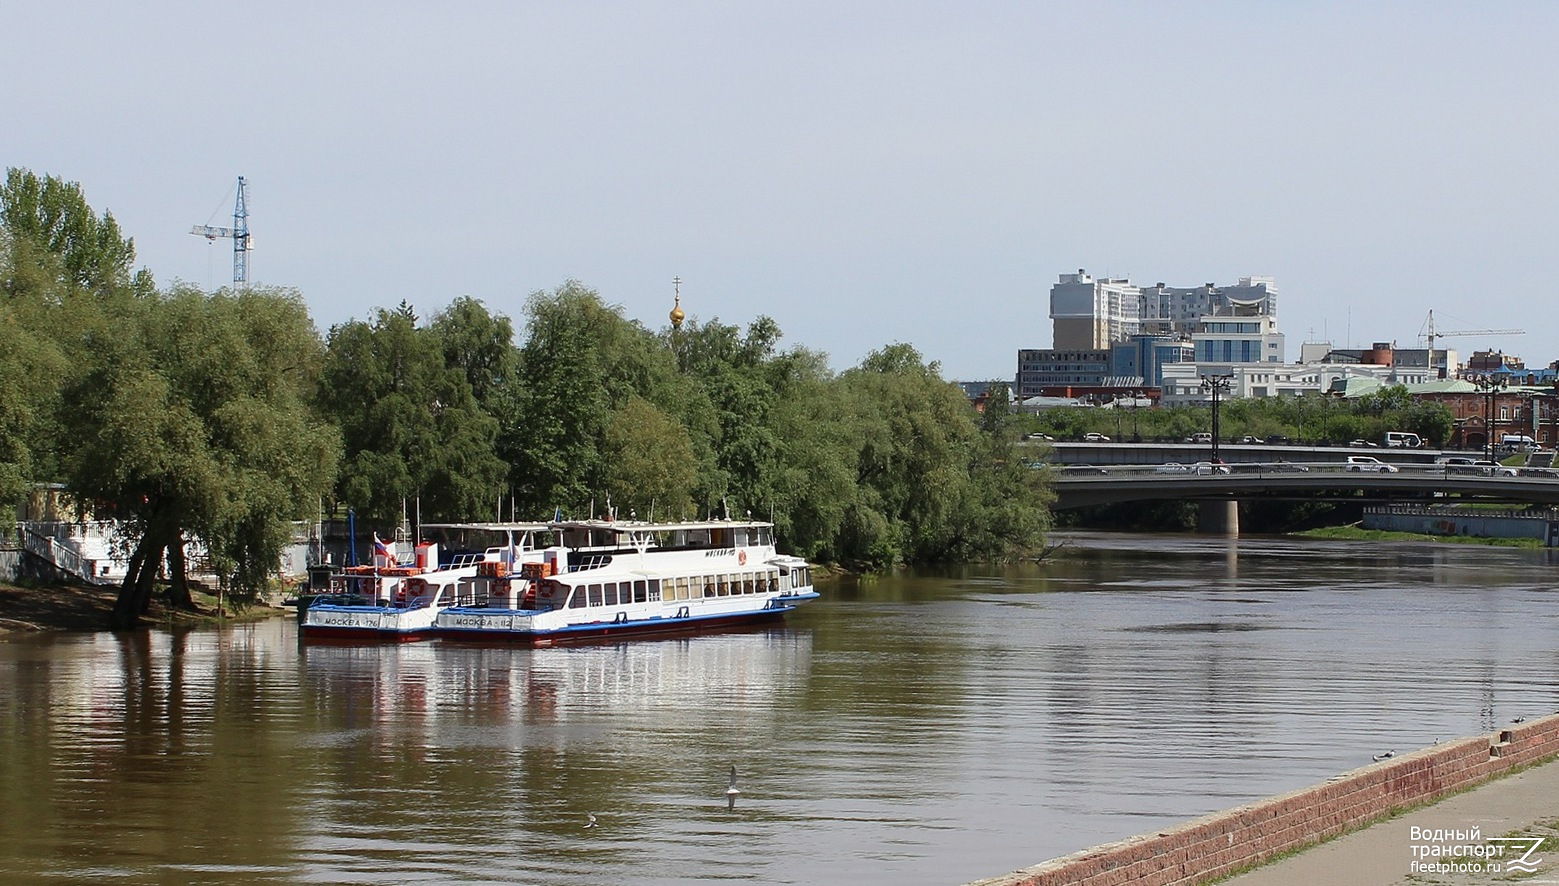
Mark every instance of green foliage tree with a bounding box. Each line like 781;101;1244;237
58;285;340;627
832;344;1049;569
509;281;682;516
0;168;151;296
319;301;506;526
601;397;696;519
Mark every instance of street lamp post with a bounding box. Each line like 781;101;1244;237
1473;374;1508;461
1200;374;1233;463
1129;390;1143;442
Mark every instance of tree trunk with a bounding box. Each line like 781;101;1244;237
110;539;155;630
164;536;196;611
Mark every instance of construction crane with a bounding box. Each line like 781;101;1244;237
189;176;252;287
1420;310;1523;352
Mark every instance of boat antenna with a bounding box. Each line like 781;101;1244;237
648;497;656;522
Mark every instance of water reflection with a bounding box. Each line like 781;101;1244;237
3;533;1559;885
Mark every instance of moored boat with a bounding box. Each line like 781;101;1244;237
301;530;546;641
432;518;818;646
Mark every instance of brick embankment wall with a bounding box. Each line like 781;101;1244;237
966;712;1559;886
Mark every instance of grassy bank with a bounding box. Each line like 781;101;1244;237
1296;525;1546;548
0;581;285;633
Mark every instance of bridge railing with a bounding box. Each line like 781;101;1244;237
1045;461;1559;481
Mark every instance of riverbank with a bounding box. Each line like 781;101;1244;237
1295;525;1544;547
0;581;282;632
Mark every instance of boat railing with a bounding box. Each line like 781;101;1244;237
445;552;486;570
567;554;613;572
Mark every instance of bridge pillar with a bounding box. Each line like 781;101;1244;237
1197;500;1240;536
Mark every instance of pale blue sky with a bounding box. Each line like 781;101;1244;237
6;2;1556;380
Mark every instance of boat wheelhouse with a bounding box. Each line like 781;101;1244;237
433;518;818;646
301;527;549;641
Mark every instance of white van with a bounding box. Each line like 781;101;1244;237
1384;431;1422;448
1500;434;1536;450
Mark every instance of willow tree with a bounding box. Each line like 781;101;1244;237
60;285;340;628
509;281;683;516
833;343;1050;569
319;301;507;526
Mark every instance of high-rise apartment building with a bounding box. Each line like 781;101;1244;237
1026;271;1283;394
1049;271;1142;349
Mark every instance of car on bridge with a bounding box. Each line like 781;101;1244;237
1345;456;1398;473
1448;460;1518;477
1082;432;1111;443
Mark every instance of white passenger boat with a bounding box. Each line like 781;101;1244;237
301;533;544;642
432;519;819;646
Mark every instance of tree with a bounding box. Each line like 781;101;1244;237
0;167;151;296
830;343;1049;569
59;285;340;627
509;281;681;516
601;397;696;519
319;301;506;526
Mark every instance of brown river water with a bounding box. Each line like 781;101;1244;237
3;531;1558;885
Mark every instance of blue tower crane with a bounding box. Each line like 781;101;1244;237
189;176;252;287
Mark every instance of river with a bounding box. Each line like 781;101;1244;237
3;532;1558;885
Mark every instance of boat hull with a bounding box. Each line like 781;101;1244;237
299;624;435;643
301;606;441;642
435;604;802;647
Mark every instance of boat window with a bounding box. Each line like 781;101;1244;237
567;584;585;609
588;584;604;607
633;580;647;603
734;528;750;546
647;579;660;602
767;571;779;593
603;582;618;606
703;577;716;598
758;526;771;545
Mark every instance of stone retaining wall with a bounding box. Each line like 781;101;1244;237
968;712;1559;886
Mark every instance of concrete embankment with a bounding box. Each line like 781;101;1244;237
967;713;1559;886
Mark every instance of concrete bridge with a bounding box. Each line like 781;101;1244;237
1037;442;1559;532
1047;461;1559;508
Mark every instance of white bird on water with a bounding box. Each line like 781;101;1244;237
584;812;598;829
726;765;741;811
1372;750;1395;762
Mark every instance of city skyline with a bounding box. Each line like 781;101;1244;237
5;3;1553;380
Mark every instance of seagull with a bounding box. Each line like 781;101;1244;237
1372;750;1395;762
584;812;598;829
726;765;741;811
1514;716;1527;723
